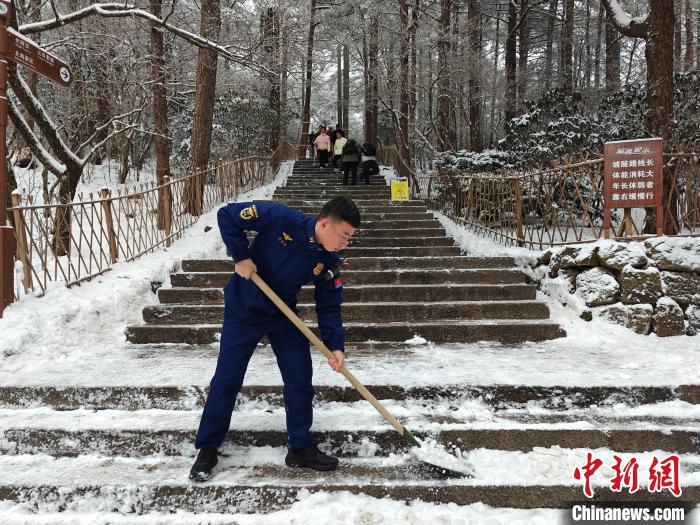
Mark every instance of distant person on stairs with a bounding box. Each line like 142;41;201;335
341;138;362;185
332;129;347;171
189;196;361;482
360;143;379;185
313;127;331;168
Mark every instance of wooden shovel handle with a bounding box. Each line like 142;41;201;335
251;272;406;435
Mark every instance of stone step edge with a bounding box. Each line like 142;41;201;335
146;300;548;308
1;384;698;409
4;428;699;455
126;319;563;328
1;482;693;512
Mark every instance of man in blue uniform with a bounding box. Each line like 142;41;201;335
189;196;361;481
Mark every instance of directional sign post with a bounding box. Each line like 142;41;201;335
0;6;72;317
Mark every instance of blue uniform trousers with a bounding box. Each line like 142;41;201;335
194;307;315;451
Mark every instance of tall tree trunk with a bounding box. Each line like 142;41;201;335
298;0;318;158
517;0;529;107
504;0;518;124
543;0;558;92
399;0;411;162
583;0;592;96
337;45;343;128
437;0;452;150
265;9;281;151
451;0;461;149
562;0;574;96
674;0;682;72
467;0;482;152
280;24;289;132
343;45;350;132
697;6;700;70
409;0;419;127
363;25;371;144
605;11;621;92
149;0;172;230
369;14;379;145
593;1;604;91
490;2;500;146
602;0;676;233
646;2;675;140
684;0;694;70
184;0;221;216
94;49;112;164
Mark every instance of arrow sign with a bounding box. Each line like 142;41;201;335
7;27;72;86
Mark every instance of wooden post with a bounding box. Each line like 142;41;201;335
217;159;225;202
0;13;14;316
514;177;524;247
100;188;118;264
162;176;172;247
656;203;664;236
10;191;31;293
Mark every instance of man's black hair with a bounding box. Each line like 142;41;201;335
319;196;361;228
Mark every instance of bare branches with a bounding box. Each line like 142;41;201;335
599;0;648;38
7;94;66;176
81;124;141;166
18;2;273;75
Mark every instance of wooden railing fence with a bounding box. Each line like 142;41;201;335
379;145;700;249
9;141;297;298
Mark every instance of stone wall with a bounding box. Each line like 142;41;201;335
531;237;700;336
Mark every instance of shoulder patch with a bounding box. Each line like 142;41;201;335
239;205;258;220
334;277;343;289
282;232;293;242
313;262;325;276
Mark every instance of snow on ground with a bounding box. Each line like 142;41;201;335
1;164;699;387
0;495;565;525
13;158;159;206
2;161;699;523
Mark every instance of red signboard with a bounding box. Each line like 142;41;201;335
604;138;663;208
7;27;72;87
603;138;664;238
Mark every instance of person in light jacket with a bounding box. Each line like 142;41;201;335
313;127;331;168
332;129;347;171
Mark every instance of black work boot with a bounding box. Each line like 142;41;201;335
189;448;218;482
285;444;339;471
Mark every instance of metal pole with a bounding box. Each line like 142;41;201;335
0;16;15;317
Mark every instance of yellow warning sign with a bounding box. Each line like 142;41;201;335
390;179;409;201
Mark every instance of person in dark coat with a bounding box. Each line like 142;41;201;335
341;138;362;185
360;143;379;184
190;197;361;482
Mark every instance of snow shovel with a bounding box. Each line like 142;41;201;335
251;272;472;478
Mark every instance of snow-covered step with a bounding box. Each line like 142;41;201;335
276;201;427;211
157;283;538;305
142;301;551;325
298;211;437;221
348;236;457;247
3;384;696;411
274;188;390;196
3;416;699;457
0;450;697;513
340;246;462;256
125;319;566;345
354;228;446;238
182;256;519;272
169;269;527;288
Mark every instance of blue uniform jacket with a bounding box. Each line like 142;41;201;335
218;201;345;352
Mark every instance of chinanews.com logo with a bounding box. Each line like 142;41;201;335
565;452;692;524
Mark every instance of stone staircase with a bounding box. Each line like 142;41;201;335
1;159;696;519
125;158;566;346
